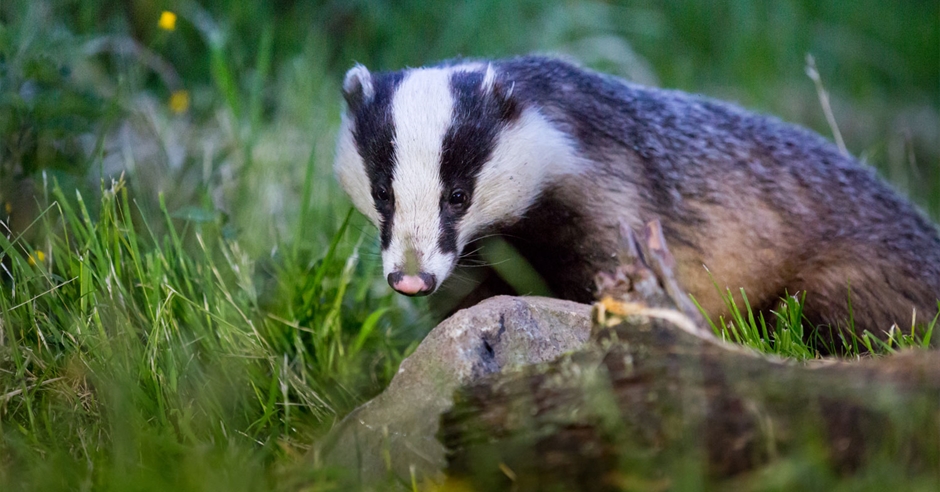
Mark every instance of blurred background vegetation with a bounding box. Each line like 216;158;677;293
0;0;937;490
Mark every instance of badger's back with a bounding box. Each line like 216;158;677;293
492;56;940;338
495;56;936;240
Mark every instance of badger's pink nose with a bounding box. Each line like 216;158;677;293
387;272;436;296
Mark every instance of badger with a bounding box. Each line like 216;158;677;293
334;55;940;345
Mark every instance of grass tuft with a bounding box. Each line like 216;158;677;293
0;176;415;490
692;284;937;360
692;288;817;360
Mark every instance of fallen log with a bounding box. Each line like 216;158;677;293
440;221;940;490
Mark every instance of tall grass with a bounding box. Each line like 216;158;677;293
0;173;420;490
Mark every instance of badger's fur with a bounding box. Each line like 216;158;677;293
334;55;940;344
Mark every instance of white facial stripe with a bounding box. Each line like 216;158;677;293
458;107;584;249
334;114;380;225
384;68;456;283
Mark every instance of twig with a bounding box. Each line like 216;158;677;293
1;377;65;402
805;54;848;156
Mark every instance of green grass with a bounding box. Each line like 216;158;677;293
693;287;938;361
0;176;420;490
0;0;937;490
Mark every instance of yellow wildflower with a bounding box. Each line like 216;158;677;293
27;250;46;266
158;11;177;31
169;90;190;114
4;202;10;214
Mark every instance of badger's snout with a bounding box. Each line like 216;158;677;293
382;241;453;297
387;271;437;296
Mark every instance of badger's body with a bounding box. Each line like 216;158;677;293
334;55;940;343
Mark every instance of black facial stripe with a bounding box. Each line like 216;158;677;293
438;71;511;254
351;71;404;249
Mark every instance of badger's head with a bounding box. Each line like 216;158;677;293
334;62;578;296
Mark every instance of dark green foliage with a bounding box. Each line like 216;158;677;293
0;4;112;182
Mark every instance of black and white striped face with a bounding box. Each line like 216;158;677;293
334;62;580;296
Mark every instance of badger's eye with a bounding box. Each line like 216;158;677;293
448;189;468;207
374;186;390;202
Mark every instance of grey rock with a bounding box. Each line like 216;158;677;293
319;295;591;487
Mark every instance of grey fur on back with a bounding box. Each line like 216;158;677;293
489;56;940;343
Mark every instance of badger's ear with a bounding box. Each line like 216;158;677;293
492;76;521;122
342;64;374;112
480;63;520;121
